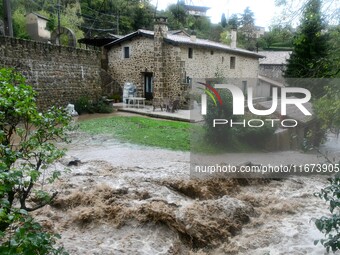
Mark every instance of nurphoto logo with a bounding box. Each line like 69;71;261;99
199;83;312;128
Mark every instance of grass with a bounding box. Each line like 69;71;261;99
78;116;256;153
78;116;190;151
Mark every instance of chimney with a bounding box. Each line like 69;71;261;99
231;29;237;49
154;16;168;39
190;30;197;42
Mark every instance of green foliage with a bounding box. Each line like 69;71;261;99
228;14;239;29
74;96;94;114
235;115;276;149
0;68;70;254
314;174;340;252
203;89;237;147
328;26;340;78
74;96;113;114
221;13;227;28
79;0;154;36
314;82;340;135
12;6;30;39
79;116;190;151
284;0;331;97
0;214;68;254
258;24;294;49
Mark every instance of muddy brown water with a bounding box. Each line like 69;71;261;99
32;118;340;254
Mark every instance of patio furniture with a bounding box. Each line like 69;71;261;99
127;97;146;108
152;98;169;111
167;99;180;113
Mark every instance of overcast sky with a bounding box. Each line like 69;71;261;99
150;0;282;30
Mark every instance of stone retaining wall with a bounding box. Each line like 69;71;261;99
0;36;102;109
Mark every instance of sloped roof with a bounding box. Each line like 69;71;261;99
258;75;285;88
27;12;50;21
257;98;314;124
105;29;264;59
78;34;122;47
259;51;291;65
183;5;210;12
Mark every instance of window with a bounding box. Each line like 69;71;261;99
230;56;236;69
188;48;193;59
242;81;247;93
124;46;130;58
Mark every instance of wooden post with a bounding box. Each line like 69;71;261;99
3;0;13;37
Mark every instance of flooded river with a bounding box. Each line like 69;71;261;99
32;128;340;255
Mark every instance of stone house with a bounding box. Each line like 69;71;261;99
259;51;291;83
183;4;210;17
258;99;318;150
26;13;51;42
105;17;265;105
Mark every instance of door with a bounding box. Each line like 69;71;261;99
144;73;153;100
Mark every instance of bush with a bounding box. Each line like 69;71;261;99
314;174;340;252
74;96;95;114
203;89;237;148
75;96;113;114
203;89;276;150
0;68;70;254
235;115;276;149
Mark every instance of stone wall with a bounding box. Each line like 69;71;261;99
181;45;260;86
0;36;102;109
107;36;154;97
259;64;286;83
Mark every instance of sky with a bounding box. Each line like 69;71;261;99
150;0;282;30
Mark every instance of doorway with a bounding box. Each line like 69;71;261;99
144;73;153;100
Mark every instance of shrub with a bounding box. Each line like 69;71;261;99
314;174;340;252
203;89;239;148
235;114;276;149
0;68;69;254
75;96;113;114
74;96;95;114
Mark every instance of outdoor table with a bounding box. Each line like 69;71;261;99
127;97;146;108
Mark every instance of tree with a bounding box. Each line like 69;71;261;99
238;7;257;51
221;13;227;28
314;82;340;137
240;6;255;26
79;0;154;36
314;174;340;253
228;14;239;29
284;0;331;97
0;68;70;254
258;24;294;49
166;3;187;29
275;0;339;26
12;6;30;39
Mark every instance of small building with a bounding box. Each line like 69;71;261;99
104;17;264;105
26;12;51;42
257;99;318;150
257;75;285;98
183;4;210;17
259;51;291;83
255;26;265;38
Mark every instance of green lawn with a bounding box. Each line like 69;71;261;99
78;116;190;151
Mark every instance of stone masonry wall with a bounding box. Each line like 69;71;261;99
181;45;259;79
0;36;102;109
180;45;260;95
163;44;183;100
107;36;154;97
259;64;286;83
